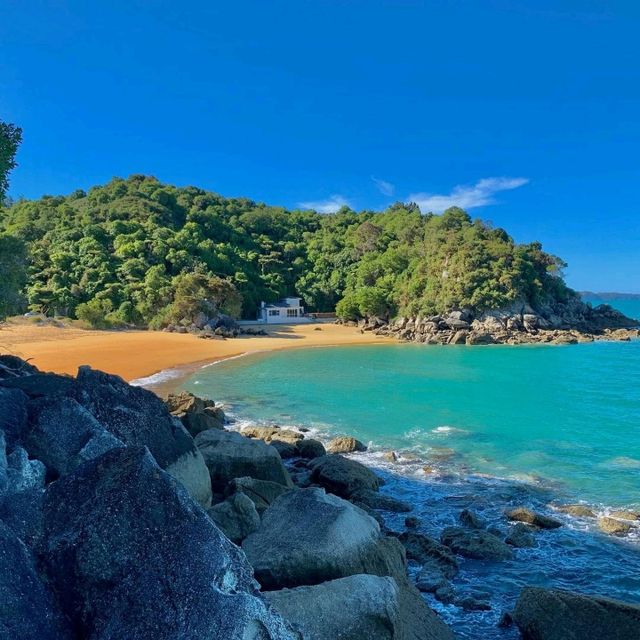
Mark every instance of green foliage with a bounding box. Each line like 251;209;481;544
0;175;575;326
0;120;22;203
0;233;28;318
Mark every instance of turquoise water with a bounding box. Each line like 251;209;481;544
185;338;640;509
180;298;640;637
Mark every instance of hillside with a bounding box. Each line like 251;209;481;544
0;174;575;327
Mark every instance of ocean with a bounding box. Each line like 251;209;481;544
179;298;640;638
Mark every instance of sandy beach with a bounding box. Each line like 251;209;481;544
0;319;389;383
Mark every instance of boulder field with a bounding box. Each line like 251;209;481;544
1;354;639;639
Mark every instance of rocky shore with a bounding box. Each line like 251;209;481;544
344;299;640;346
1;354;640;639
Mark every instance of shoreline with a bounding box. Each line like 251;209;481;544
0;319;391;384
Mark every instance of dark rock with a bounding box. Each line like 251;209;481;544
513;587;640;640
226;476;292;515
39;446;298;640
265;574;455;640
434;585;455;604
456;596;491;611
309;454;381;497
415;566;449;593
0;521;73;639
242;487;407;589
506;523;538;548
351;489;412;513
0;372;76;397
326;436;367;454
195;428;293;489
441;526;514;561
497;611;513;628
0;387;28;447
207;492;261;544
459;508;485;529
296;438;326;459
270;440;298;459
26;396;123;477
405;516;420;528
396;531;459;578
75;366;212;507
505;507;562;529
0;354;39;378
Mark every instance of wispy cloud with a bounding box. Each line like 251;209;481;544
408;177;529;214
299;194;352;214
371;175;395;196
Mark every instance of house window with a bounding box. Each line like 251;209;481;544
287;308;298;317
269;309;279;316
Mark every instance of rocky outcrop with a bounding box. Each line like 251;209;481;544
242;487;407;589
555;504;596;518
227;476;293;514
326;435;367;454
166;390;226;435
39;446;298;640
598;516;632;536
505;523;538;548
265;574;455;640
441;526;514;561
358;299;639;347
309;454;382;497
195;428;293;490
395;531;459;579
207;492;261;544
60;366;211;507
505;507;562;529
513;587;640;640
0;521;73;639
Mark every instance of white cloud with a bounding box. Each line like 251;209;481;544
371;175;395;196
298;194;352;214
408;177;529;214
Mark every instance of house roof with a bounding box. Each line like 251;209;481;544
264;298;302;309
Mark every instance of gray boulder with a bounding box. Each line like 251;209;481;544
0;521;73;640
25;396;123;477
506;523;538;548
265;574;454;640
309;454;381;497
196;429;293;490
0;387;28;447
207;492;260;544
555;504;596;518
75;366;212;507
227;476;293;514
441;526;514;561
352;489;412;513
39;446;298;640
513;587;640;640
326;435;367;454
296;438;326;459
0;434;46;544
242;487;407;589
396;531;459;578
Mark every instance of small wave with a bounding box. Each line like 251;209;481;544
431;425;469;435
130;368;185;387
608;456;640;469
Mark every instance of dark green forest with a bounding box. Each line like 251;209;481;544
0;173;574;327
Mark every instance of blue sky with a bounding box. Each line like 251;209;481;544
1;1;639;292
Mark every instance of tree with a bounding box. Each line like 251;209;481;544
0;233;27;318
0;121;22;203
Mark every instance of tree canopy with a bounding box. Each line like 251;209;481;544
0;175;574;327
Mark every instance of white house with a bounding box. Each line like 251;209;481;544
258;297;310;324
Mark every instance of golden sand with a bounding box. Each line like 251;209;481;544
0;320;389;382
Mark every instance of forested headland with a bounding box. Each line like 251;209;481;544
0;173;575;328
